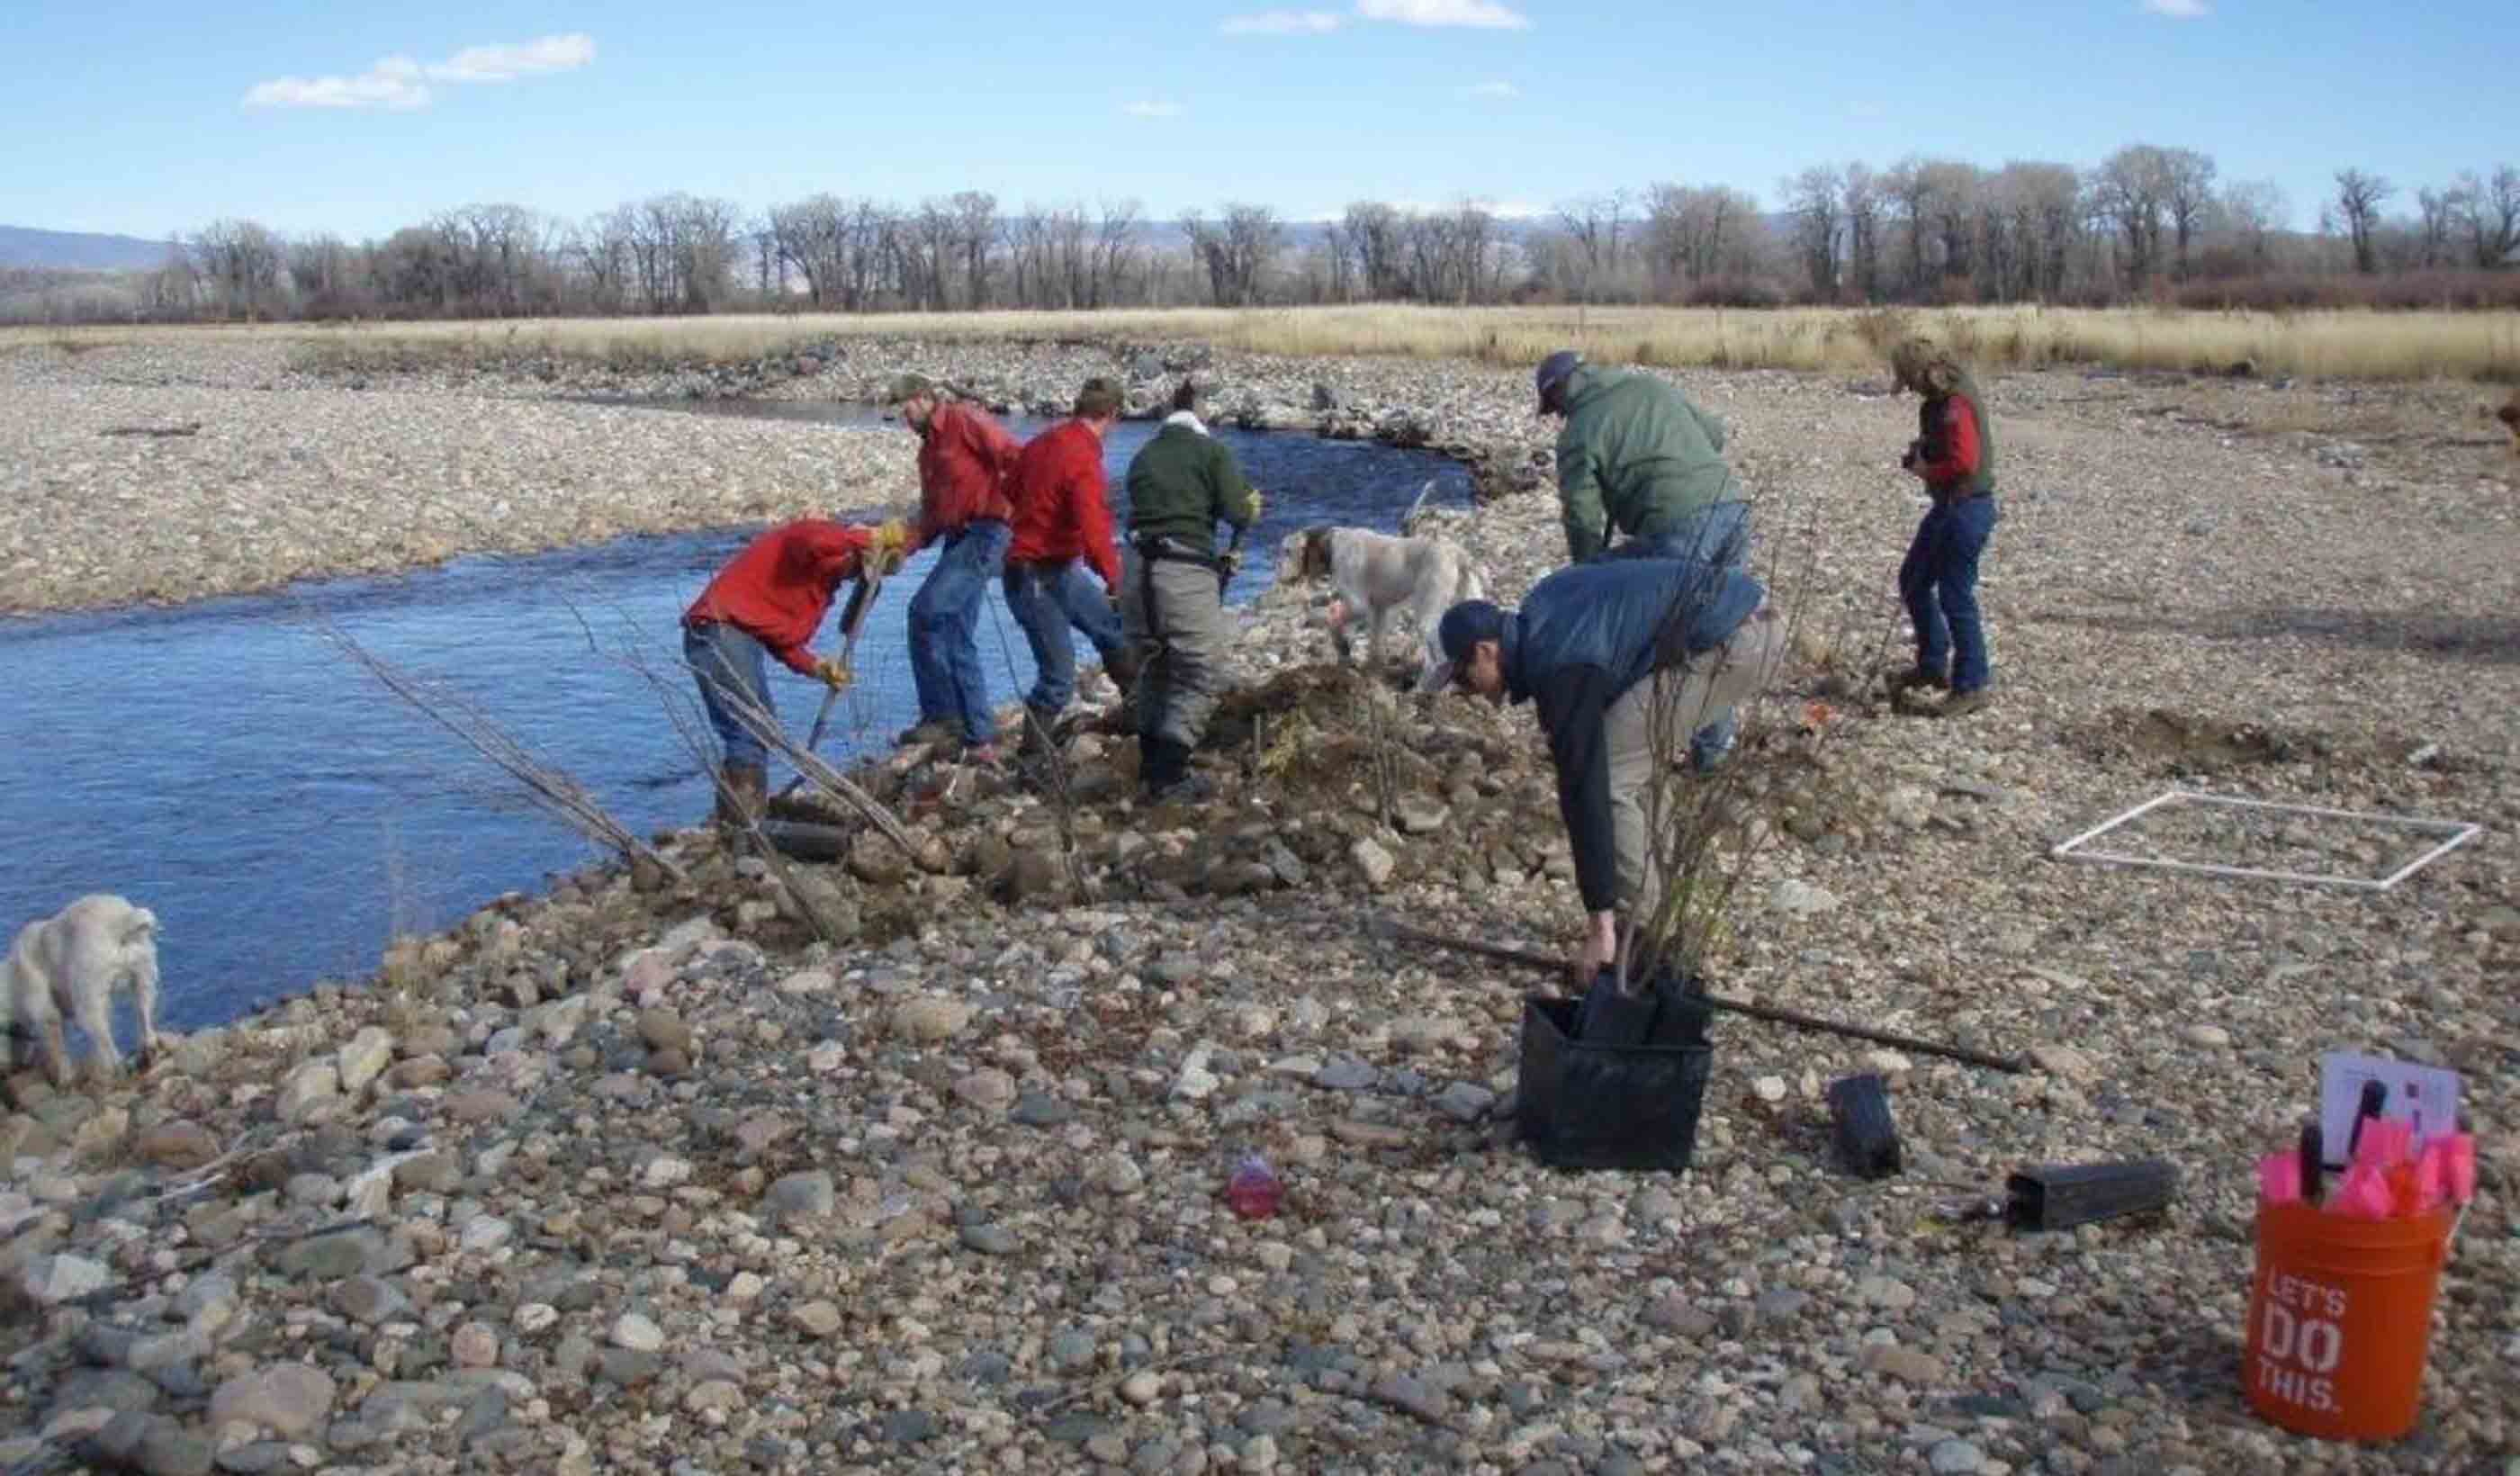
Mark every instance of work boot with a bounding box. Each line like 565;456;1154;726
1937;686;1995;720
715;760;768;829
1139;737;1214;805
896;717;963;750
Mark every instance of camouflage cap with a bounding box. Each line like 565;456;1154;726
1074;375;1125;417
886;372;936;404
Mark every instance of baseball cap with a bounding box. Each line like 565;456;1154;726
886;372;935;404
1534;349;1583;412
1422;598;1507;691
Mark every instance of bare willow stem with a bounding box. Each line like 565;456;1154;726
312;614;688;886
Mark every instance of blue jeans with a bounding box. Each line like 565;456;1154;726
1900;494;2000;693
684;620;772;770
1003;559;1126;719
907;518;1011;743
1606;500;1754;768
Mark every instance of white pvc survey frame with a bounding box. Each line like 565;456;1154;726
2049;788;2483;892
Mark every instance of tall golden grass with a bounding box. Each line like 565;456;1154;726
11;303;2518;381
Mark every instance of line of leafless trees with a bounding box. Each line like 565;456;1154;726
14;143;2516;326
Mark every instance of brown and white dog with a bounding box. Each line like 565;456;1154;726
1287;520;1490;692
4;894;163;1087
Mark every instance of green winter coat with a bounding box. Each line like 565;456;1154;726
1553;365;1744;563
1123;418;1259;558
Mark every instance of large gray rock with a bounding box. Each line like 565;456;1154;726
206;1363;337;1436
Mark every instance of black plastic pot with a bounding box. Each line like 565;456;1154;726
1516;972;1716;1173
757;819;851;862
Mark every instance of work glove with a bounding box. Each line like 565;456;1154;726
1246;489;1266;520
813;656;853;692
869;517;914;556
864;543;906;578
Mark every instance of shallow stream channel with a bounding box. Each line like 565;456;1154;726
0;401;1472;1033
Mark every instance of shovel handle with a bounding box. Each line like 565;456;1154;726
1371;918;2030;1075
778;571;888;798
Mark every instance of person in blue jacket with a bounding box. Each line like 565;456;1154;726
1427;556;1786;979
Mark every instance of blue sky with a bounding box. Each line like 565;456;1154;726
5;0;2513;243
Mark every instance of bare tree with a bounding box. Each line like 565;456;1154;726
1555;190;1631;302
2218;179;2288;270
769;194;850;309
1917;159;1982;291
1092;197;1143;307
1780;166;1842;302
1841;163;1884;302
2452;166;2519;269
2334;169;2393;274
950;191;998;309
190;219;285;320
2160;148;2218;280
2092;144;2174;286
1343;200;1407;299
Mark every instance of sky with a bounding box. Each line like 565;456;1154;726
5;0;2515;244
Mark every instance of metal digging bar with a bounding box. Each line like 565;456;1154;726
776;568;887;800
1373;919;2030;1075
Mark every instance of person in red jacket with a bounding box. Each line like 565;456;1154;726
1889;338;2002;718
889;373;1022;760
1003;376;1138;760
683;517;911;824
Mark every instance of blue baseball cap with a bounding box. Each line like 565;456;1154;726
1424;598;1508;691
1534;349;1583;412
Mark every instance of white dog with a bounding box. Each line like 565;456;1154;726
4;895;163;1087
1287;517;1490;693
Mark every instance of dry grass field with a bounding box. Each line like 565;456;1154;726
10;302;2520;382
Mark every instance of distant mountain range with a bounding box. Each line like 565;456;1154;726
0;226;173;272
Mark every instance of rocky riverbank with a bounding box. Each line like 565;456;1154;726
3;332;2516;1473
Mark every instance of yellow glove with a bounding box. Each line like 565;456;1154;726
864;543;905;577
813;656;853;691
1246;489;1266;521
870;518;914;555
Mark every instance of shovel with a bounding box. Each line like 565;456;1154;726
776;568;886;800
1367;916;2030;1074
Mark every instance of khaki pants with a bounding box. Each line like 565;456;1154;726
1602;604;1789;911
1119;548;1233;752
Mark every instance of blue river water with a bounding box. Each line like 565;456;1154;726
0;406;1469;1031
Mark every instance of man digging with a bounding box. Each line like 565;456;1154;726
1003;376;1137;770
1429;557;1786;981
682;516;913;826
889;373;1024;762
1536;347;1759;770
1120;380;1264;805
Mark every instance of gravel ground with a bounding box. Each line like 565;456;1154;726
0;334;2515;1475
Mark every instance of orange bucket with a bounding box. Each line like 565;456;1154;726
2242;1199;2452;1442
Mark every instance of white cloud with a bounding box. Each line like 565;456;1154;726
244;33;594;111
1462;79;1518;98
1124;100;1184;118
425;33;597;82
244;66;431;111
1355;0;1532;29
2139;0;2210;15
1220;9;1344;33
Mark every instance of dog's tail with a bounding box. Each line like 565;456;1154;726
1400;478;1439;537
1455;560;1489;607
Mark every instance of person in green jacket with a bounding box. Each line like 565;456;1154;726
1536;348;1755;769
1119;380;1264;803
